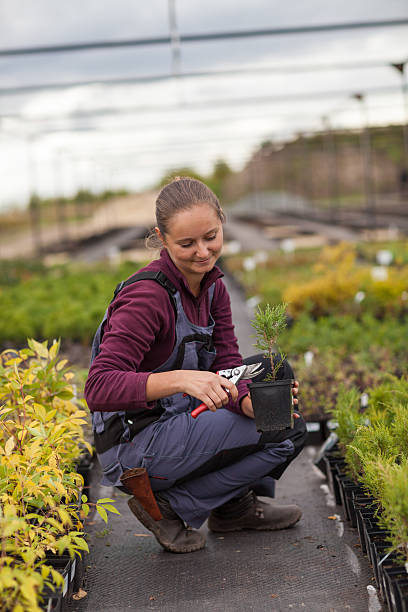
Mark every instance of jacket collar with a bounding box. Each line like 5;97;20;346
159;248;223;298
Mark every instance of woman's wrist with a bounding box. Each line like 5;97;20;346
145;370;183;401
240;394;254;418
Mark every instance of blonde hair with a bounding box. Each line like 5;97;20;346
145;177;225;249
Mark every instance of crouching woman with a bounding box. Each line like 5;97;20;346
85;177;307;553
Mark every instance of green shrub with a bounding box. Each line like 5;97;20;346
378;458;408;565
0;339;118;611
346;422;399;482
331;385;365;452
333;376;408;538
0;260;142;346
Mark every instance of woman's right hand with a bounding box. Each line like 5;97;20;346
179;370;238;412
145;369;238;410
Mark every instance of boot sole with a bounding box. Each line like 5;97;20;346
208;513;302;533
128;497;205;553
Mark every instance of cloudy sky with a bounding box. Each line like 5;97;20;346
0;0;407;208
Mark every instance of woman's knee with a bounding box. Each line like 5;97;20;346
259;412;307;451
290;413;307;452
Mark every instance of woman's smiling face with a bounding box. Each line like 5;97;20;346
157;202;224;287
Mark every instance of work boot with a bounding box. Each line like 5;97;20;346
208;491;302;533
128;492;206;554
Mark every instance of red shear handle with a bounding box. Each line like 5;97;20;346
191;403;208;418
191;370;223;418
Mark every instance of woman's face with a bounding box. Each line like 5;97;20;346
158;203;223;283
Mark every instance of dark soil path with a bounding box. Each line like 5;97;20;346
67;274;383;612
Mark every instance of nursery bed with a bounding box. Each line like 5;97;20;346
66;270;382;611
66;447;380;612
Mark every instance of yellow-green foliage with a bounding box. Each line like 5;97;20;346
223;249;318;306
284;243;364;317
346;423;399;482
378;458;408;564
331;385;365;451
0;339;117;611
337;377;408;471
283;242;408;318
336;377;408;563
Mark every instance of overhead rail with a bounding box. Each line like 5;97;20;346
0;59;400;97
2;102;402;141
0;18;407;57
0;84;400;122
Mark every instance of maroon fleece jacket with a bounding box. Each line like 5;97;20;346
84;249;249;415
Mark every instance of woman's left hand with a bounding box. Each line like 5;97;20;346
292;380;299;406
292;380;300;418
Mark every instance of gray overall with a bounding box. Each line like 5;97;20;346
93;280;305;528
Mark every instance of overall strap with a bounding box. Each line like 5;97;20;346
112;270;177;302
91;270;177;365
208;282;216;306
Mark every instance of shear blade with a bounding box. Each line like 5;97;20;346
243;362;264;379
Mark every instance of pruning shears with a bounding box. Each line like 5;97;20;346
191;362;264;419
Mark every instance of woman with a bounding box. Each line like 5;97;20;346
85;177;307;554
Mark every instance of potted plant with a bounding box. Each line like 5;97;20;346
248;302;294;432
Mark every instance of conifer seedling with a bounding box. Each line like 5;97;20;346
252;302;288;381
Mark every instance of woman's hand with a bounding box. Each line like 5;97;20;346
292;380;299;406
181;370;238;411
146;369;238;411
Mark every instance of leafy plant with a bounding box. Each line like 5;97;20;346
251;302;288;380
0;260;143;346
0;339;119;611
331;385;365;452
377;458;408;565
346;422;399;482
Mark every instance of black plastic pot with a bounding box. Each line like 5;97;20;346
353;492;376;509
249;378;293;432
320;419;338;440
338;479;364;527
40;556;72;611
365;529;392;580
72;550;88;593
362;516;378;563
303;420;335;446
396;580;408;612
372;544;394;590
381;564;408;612
355;495;378;547
356;508;378;554
76;451;94;490
305;421;325;446
324;454;346;505
335;473;351;515
39;585;62;612
313;434;339;476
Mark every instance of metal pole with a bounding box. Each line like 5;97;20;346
168;0;181;78
391;62;408;199
53;150;70;245
26;134;43;255
299;132;311;204
391;63;408;164
352;93;375;226
322;116;339;223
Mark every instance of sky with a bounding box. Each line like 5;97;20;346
0;0;407;209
